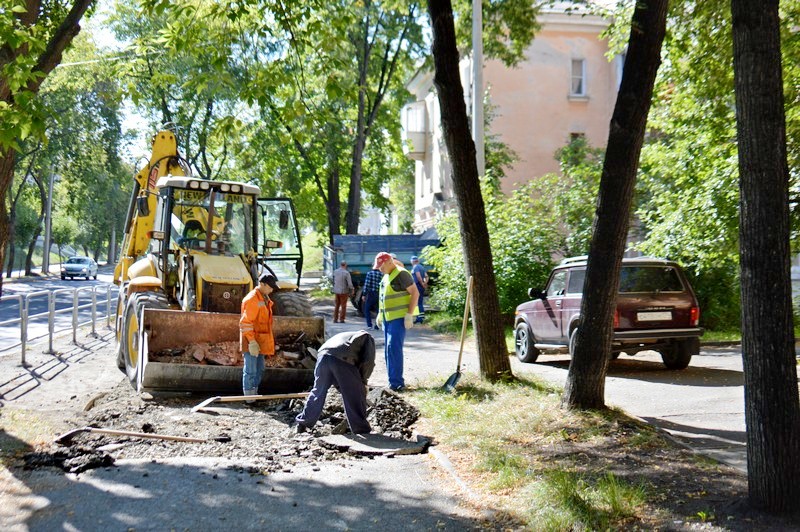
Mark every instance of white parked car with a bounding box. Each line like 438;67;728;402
61;256;98;280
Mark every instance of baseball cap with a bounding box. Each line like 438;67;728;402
410;256;419;261
373;252;392;269
258;273;280;290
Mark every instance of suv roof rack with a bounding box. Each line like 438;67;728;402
560;255;671;266
559;255;588;265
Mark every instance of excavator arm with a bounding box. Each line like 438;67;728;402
113;131;188;285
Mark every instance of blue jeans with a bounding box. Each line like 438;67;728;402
363;291;378;327
242;353;264;393
384;317;406;389
296;355;370;434
415;283;425;321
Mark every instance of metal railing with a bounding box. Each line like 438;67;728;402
0;284;119;365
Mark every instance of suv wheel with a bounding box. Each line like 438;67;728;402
514;323;540;363
660;338;698;370
568;327;579;358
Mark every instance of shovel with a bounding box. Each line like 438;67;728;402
443;275;473;392
191;392;310;413
54;426;231;446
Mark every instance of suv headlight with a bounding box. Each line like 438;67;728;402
60;266;66;272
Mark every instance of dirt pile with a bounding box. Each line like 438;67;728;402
27;382;421;475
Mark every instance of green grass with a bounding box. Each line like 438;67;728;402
701;329;741;343
425;311;470;336
300;231;324;272
524;470;647;530
408;375;654;530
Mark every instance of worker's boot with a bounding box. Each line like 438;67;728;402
244;389;257;404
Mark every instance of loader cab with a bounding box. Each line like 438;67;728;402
257;198;304;286
153;176;259;256
149;176;260;296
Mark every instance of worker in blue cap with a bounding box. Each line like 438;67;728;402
410;256;427;324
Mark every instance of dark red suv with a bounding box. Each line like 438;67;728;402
514;256;703;369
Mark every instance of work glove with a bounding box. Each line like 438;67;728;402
248;340;260;357
404;313;414;329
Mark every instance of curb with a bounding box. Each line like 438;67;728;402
428;447;484;503
700;341;741;347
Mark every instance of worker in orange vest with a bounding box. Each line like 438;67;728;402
240;273;279;400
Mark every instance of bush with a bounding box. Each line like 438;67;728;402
426;182;561;316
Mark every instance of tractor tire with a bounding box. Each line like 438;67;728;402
120;291;170;389
272;290;313;317
115;289;127;370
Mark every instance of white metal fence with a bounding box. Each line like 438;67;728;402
0;285;119;365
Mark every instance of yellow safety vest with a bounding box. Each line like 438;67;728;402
379;267;419;322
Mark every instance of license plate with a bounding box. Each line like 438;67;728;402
637;311;672;321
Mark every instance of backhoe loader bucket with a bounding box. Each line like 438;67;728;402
137;309;323;394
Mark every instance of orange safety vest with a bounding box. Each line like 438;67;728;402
239;288;275;355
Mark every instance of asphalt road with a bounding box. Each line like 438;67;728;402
0;271;117;354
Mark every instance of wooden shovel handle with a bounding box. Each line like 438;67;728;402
216;392;309;403
456;276;474;368
86;428;206;443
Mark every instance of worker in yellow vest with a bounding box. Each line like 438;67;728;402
374;252;419;391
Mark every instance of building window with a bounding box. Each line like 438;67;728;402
571;59;586;96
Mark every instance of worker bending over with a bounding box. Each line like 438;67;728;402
294;330;376;434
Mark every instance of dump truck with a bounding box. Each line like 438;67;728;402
113;130;321;393
323;232;439;312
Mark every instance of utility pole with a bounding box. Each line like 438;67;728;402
42;168;56;274
472;0;485;177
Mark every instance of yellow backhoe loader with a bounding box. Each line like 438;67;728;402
113;130;321;393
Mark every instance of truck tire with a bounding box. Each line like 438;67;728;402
351;286;363;315
660;338;697;370
120;291;170;389
272;290;313;317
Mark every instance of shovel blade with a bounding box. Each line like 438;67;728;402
442;371;461;392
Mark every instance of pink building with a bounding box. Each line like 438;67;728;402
402;6;622;231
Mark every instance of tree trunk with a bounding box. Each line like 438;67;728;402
0;0;93;295
731;0;800;513
345;133;366;234
0;147;14;291
561;0;668;410
24;173;46;275
428;0;511;381
326;148;341;245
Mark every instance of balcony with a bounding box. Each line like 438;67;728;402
401;101;428;161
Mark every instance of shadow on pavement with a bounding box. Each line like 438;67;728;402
641;416;747;445
0;332;112;404
2;456;490;531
